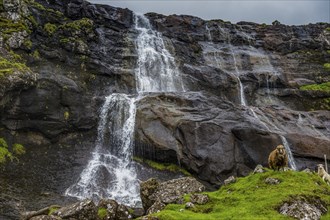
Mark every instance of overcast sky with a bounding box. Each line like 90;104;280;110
89;0;329;25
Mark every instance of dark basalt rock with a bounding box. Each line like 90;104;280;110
0;0;329;217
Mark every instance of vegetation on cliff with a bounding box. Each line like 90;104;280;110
0;56;30;76
300;82;330;93
134;157;191;176
0;138;26;165
152;170;330;219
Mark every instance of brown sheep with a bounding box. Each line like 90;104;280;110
268;145;288;171
317;164;330;185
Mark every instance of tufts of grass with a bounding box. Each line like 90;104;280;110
60;18;93;32
0;56;30;75
152;170;330;220
133;157;191;176
12;143;26;155
48;206;60;215
324;63;330;71
44;23;57;36
97;207;107;219
0;138;13;164
300;82;330;92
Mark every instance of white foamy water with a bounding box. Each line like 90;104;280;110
135;14;185;93
65;94;141;206
66;14;185;206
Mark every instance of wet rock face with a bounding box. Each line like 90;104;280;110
0;0;329;216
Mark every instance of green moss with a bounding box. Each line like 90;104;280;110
0;56;30;75
60;38;72;44
44;23;57;36
0;138;8;149
64;111;69;120
32;50;40;59
326;27;330;32
30;1;46;11
300;82;330;92
12;143;26;155
27;15;38;27
0;138;13;164
0;0;4;12
153;171;330;220
60;18;93;31
0;18;30;35
48;206;60;215
97;207;107;219
133;157;191;176
324;63;330;71
23;39;32;49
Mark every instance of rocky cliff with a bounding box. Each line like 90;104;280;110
0;0;329;218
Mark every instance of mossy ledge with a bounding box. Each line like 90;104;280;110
151;170;330;220
133;157;191;176
0;56;30;76
300;82;330;92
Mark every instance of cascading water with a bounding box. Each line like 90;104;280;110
280;136;297;170
135;14;184;93
201;25;297;170
65;94;140;206
65;13;184;206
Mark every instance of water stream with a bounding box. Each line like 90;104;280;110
202;26;297;170
65;13;184;206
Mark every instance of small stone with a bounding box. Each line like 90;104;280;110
185;202;195;209
265;177;281;185
190;194;209;205
302;168;312;173
224;176;236;185
253;164;265;174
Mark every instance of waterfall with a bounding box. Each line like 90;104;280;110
65;94;140;206
134;14;184;93
249;108;297;170
201;26;297;170
280;135;297;170
65;13;184;207
205;24;212;41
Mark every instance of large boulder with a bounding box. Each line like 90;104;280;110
140;177;205;214
279;196;327;220
52;199;97;220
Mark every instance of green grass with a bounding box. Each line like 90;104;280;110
324;63;330;71
60;18;93;31
12;143;25;155
97;207;107;219
133;157;191;176
300;82;330;92
0;56;30;75
0;138;13;164
44;23;57;36
152;171;330;220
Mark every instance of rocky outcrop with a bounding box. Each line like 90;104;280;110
279;196;328;220
140;177;205;214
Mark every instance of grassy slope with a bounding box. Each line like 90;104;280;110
152;170;330;220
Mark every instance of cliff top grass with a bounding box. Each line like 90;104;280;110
300;81;330;92
152;170;330;220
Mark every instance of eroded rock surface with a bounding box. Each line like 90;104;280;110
140;177;205;214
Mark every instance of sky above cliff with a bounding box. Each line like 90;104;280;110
89;0;329;25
